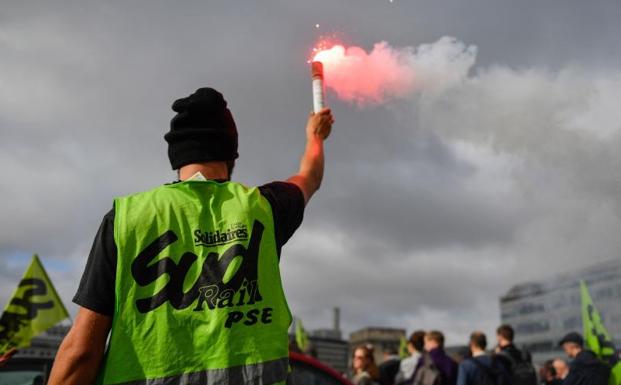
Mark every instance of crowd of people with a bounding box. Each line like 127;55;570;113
350;325;610;385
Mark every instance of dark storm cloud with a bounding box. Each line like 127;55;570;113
1;0;621;344
300;106;530;254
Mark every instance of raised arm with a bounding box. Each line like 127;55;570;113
48;307;111;385
287;108;334;204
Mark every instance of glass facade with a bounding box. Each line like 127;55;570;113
500;259;621;364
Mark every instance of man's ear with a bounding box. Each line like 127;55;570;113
227;160;236;179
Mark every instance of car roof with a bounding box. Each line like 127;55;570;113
289;351;353;385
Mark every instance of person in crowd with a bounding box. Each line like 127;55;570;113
352;345;381;385
395;331;426;385
559;332;610;385
423;330;458;385
552;358;569;381
379;346;401;385
457;331;510;385
453;347;471;364
495;324;537;385
539;360;562;385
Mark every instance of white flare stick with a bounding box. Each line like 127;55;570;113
311;61;325;113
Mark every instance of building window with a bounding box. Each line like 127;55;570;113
518;303;545;315
563;316;581;331
595;287;614;300
515;320;550;334
523;340;555;353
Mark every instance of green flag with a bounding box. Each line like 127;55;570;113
580;280;621;385
295;317;309;352
0;255;70;355
399;336;409;359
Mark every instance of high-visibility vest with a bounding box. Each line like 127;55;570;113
98;180;292;385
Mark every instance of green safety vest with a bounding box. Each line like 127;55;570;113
98;180;292;385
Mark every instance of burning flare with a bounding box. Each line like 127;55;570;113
310;37;477;106
311;42;416;106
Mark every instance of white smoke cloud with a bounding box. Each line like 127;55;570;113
314;37;477;105
409;36;477;97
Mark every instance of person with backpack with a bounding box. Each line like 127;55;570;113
494;325;537;385
396;331;426;385
411;331;457;385
457;332;510;385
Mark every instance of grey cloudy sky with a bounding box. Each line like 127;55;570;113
1;0;621;346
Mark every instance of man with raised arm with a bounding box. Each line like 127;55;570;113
48;87;334;385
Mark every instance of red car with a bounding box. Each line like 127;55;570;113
289;351;353;385
0;351;352;385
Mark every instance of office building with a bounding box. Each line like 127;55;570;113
500;259;621;364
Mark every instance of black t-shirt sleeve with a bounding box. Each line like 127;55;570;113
72;208;117;316
259;181;305;258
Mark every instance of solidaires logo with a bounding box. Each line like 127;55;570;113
194;222;248;247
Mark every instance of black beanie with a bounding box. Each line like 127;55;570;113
164;87;239;170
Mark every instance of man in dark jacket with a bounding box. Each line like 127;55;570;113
495;324;537;385
559;332;610;385
379;347;402;385
423;331;458;385
457;331;510;385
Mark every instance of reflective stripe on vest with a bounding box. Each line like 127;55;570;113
112;357;289;385
99;181;292;385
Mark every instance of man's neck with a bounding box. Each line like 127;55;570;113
427;347;441;354
472;349;485;357
499;341;512;349
179;162;229;181
571;348;583;359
